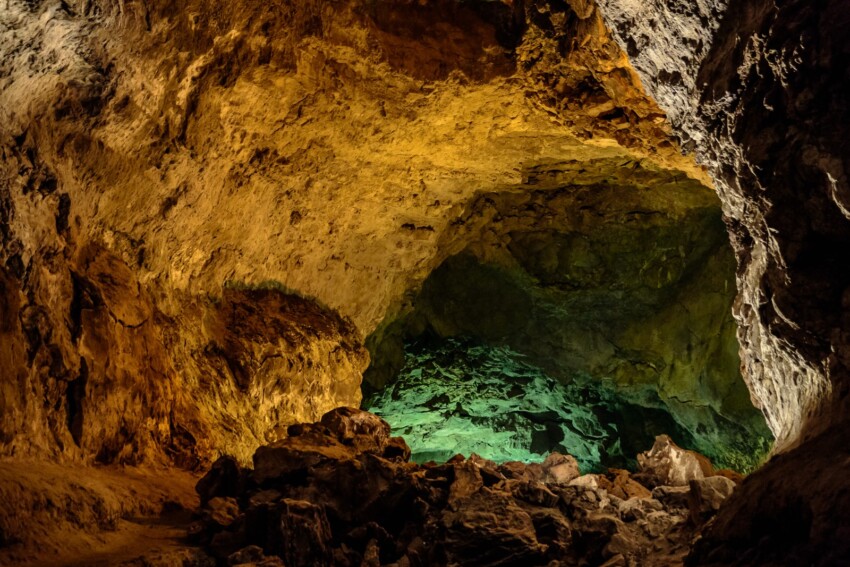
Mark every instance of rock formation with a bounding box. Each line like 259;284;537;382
597;0;850;457
0;0;758;469
365;337;766;473
1;0;848;563
592;0;850;563
192;408;737;567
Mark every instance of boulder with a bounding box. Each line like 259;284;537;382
267;499;333;567
192;411;725;566
651;485;692;511
197;456;242;506
319;407;392;455
227;545;287;566
382;436;412;462
448;460;484;506
599;469;652;500
688;476;736;525
570;474;601;489
541;452;581;484
205;497;241;528
637;435;709;486
441;488;548;566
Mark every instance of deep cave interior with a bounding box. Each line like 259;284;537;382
362;177;772;472
1;0;850;565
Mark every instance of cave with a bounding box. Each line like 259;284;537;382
362;182;771;472
2;0;850;565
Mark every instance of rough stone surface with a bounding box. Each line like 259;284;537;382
6;0;845;562
592;0;850;562
597;0;850;453
686;426;850;566
687;476;735;525
367;337;768;473
364;181;772;471
192;410;735;567
637;435;710;487
0;0;733;470
0;459;206;566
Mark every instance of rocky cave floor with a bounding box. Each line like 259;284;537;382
2;407;746;567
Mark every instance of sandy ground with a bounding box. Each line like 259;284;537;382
0;459;208;566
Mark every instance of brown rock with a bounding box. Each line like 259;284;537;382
509;481;560;508
197;456;243;506
442;488;548;566
382;436;411;462
468;454;499;470
320;407;392;455
541;452;581;484
637;435;707;486
599;469;652;501
688;476;736;526
227;545;265;566
206;497;241;528
713;469;745;485
361;538;381;567
498;461;532;481
448;460;484;506
651;485;692;511
569;474;601;489
252;426;355;485
528;507;572;556
269;499;333;567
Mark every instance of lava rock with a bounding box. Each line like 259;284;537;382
441;488;548;566
651;485;692;511
205;497;241;528
383;436;412;462
227;545;265;565
447;460;484;506
540;452;581;484
320;407;392;455
193;411;732;567
268;499;334;567
599;469;652;500
197;456;242;506
638;435;711;486
688;476;736;525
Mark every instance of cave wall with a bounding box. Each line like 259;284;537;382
596;0;850;452
1;0;727;466
365;169;770;470
591;0;850;562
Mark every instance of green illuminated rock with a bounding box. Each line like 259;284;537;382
365;184;773;473
364;337;767;473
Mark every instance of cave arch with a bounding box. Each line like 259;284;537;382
363;166;772;472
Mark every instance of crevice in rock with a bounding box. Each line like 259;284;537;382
65;357;87;447
55;193;71;234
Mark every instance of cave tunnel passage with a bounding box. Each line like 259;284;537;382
362;179;774;474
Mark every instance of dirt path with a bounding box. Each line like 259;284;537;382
0;460;208;566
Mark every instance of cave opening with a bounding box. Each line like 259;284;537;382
363;174;774;473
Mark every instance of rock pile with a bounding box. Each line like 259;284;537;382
192;409;740;566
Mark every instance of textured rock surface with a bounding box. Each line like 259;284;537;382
0;0;729;468
596;0;850;453
0;459;204;566
687;426;850;566
365;338;763;472
363;184;773;468
592;0;850;562
10;0;844;562
193;408;738;567
637;435;710;487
